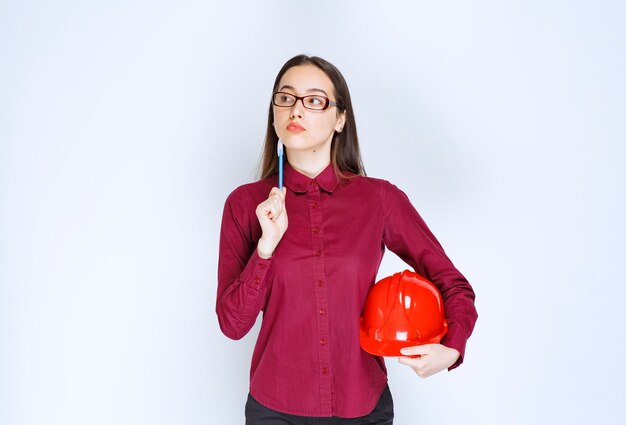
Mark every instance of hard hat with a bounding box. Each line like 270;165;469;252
359;270;448;357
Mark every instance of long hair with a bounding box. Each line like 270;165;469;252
259;55;366;180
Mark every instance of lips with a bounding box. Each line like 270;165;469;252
287;122;305;132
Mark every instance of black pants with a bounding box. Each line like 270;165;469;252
245;384;394;425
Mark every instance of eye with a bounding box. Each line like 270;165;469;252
279;94;295;103
305;96;325;107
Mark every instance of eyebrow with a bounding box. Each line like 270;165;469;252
278;85;328;96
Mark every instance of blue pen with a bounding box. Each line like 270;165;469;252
277;139;284;190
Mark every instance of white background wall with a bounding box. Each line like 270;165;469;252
1;1;625;424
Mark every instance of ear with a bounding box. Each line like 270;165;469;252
335;111;347;133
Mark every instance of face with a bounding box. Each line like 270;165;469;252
273;65;346;154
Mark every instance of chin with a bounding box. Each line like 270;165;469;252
282;137;312;149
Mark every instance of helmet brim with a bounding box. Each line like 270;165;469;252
359;317;447;357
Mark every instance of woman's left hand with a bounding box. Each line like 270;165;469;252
397;344;460;378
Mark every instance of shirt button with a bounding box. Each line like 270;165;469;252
315;250;321;257
312;226;320;233
317;280;324;287
254;277;260;284
258;264;266;270
320;339;327;345
319;308;326;315
310;180;317;187
312;202;319;209
321;367;329;374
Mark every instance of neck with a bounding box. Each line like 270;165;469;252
286;148;331;179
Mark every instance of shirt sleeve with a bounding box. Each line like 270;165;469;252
216;186;273;340
381;181;478;370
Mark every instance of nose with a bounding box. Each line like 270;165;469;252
289;98;305;119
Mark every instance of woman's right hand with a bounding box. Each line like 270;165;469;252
255;187;288;259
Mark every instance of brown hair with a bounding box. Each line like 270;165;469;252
258;54;366;180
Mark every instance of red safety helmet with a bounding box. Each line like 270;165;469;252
359;270;448;356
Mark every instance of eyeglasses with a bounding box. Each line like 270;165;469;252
272;91;339;111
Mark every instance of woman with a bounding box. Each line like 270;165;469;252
217;55;478;424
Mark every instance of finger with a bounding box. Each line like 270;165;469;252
271;198;283;218
398;356;425;369
269;187;287;203
398;356;432;378
259;201;279;220
259;188;286;223
400;345;431;357
398;356;415;366
269;189;286;215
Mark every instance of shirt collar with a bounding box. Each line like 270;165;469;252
283;161;339;194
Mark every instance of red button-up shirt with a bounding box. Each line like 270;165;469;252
216;162;477;418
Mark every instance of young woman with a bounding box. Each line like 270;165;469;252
217;54;478;425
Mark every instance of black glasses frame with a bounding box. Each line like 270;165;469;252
272;91;339;111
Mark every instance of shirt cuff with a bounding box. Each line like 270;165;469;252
239;248;273;291
440;322;469;371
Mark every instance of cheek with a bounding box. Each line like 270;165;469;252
273;108;286;122
321;116;339;132
273;111;290;132
274;108;291;126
